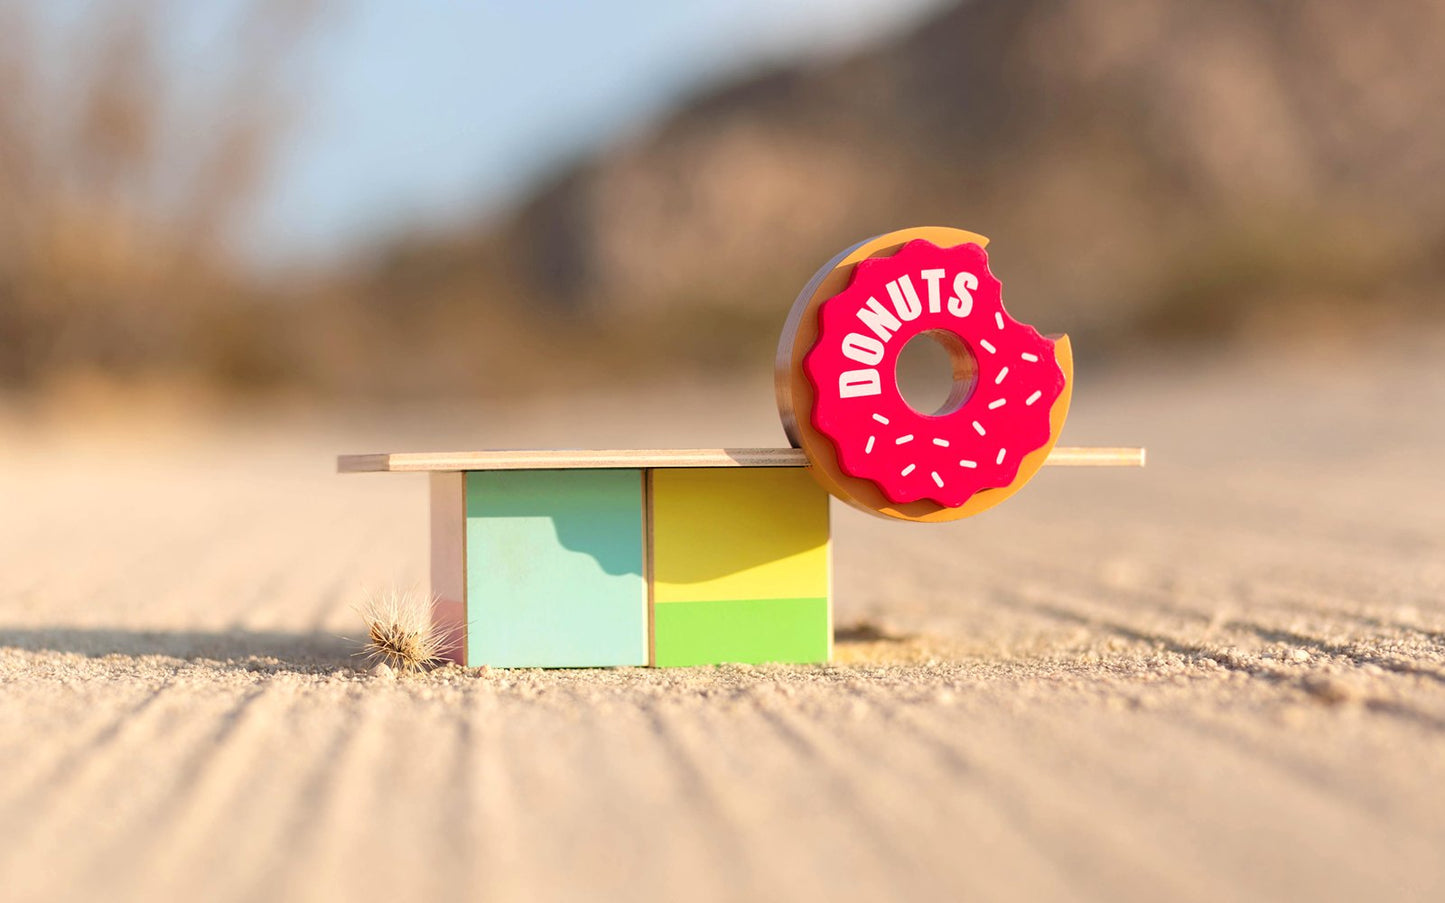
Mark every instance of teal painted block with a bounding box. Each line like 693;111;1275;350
465;469;646;667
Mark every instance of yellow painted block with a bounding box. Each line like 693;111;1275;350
651;468;829;604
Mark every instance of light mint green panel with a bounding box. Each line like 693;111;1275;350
465;469;646;667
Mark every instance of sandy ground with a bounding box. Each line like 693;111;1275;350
2;337;1443;903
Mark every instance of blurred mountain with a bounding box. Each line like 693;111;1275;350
338;0;1443;397
7;0;1445;401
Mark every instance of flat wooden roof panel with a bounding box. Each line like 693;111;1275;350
337;447;1144;473
338;448;810;473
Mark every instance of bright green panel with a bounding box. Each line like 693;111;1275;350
652;597;830;667
466;469;646;667
652;468;829;603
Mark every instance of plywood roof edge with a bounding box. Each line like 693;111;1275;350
336;448;812;473
336;446;1144;473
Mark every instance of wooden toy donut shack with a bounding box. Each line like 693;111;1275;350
339;226;1144;668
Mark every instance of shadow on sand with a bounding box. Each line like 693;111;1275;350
2;620;927;673
0;627;360;671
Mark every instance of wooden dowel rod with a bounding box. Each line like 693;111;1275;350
1045;446;1146;467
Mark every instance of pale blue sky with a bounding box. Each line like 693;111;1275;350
25;1;942;265
249;0;944;266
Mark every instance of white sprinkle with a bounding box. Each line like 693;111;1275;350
931;471;944;487
972;421;986;436
932;438;950;447
872;413;890;425
895;434;914;445
979;339;997;354
1025;390;1042;406
901;463;916;476
988;398;1006;410
996;448;1007;465
865;435;876;454
959;459;977;469
994;311;1005;330
1021;352;1039;362
994;366;1009;384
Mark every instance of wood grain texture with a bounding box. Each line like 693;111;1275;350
428;472;466;665
339;448;809;472
646;470;659;667
1044;446;1147;467
338;444;1142;473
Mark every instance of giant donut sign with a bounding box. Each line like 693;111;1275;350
777;226;1075;522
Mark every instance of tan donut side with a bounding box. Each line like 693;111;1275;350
776;226;1074;523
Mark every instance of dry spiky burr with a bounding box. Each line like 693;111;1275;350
355;587;447;673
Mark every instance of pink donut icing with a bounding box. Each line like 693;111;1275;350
802;239;1065;507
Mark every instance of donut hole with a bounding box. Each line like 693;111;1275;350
894;330;978;417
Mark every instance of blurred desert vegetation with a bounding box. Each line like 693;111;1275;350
3;0;1444;405
0;0;321;396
